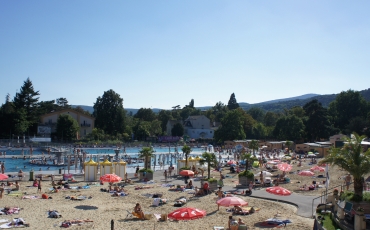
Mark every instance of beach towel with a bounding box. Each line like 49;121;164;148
0;218;28;228
161;184;174;187
6;192;22;197
266;218;292;226
21;196;39;200
0;208;20;216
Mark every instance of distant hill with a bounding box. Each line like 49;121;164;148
71;105;161;115
72;88;370;114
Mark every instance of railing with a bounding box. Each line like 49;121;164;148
311;182;354;217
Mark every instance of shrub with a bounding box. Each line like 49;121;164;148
208;178;217;183
340;191;363;202
238;170;254;179
139;168;153;173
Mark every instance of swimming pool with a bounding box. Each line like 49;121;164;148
0;147;206;173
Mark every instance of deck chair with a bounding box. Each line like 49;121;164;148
125;210;141;219
344;202;354;223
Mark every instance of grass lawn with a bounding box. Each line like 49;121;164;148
317;213;341;230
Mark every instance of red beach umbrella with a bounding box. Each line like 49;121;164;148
0;174;8;180
298;171;315;177
216;196;248;207
310;166;325;172
277;163;292;172
99;174;122;183
266;186;292;196
179;170;194;177
168;207;206;220
227;160;237;165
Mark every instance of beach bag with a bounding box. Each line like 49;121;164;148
160;214;167;221
42;194;49;199
152;198;161;207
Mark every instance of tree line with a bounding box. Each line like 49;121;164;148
0;78;369;143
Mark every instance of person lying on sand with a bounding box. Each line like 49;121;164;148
233;205;243;214
48;210;62;218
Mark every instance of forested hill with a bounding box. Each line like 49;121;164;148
73;88;370;114
238;88;370;112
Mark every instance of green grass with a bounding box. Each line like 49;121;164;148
340;191;370;202
317;213;340;230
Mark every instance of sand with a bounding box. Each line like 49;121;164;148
1;157;359;230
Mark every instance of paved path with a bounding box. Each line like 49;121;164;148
154;171;322;218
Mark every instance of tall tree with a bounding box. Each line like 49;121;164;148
171;123;184;136
303;99;335;142
134;108;156;122
56;114;79;141
320;133;370;198
13;78;40;133
199;152;217;179
56;97;69;108
227;93;239;110
329;90;368;133
158;110;173;135
247;107;265;123
214;109;246;143
273;115;305;141
188;99;194;108
182;144;192;167
93;90;126;136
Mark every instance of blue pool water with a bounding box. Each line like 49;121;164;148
0;147;206;173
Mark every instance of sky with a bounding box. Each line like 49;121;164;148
1;1;369;110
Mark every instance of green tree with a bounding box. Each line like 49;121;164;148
133;121;151;141
273;115;305;141
199;152;217;179
251;123;267;140
329;90;368;133
56;114;79;141
158;110;173;134
149;120;162;136
182;144;192;167
263;111;279;127
138;147;155;169
134;108;157;122
240;152;252;171
214;109;246;143
188;99;194;108
303;99;336;142
93;89;126;136
247;107;265;123
13;78;40;133
248;140;259;156
227;93;239;110
56;97;69;108
320;133;370;198
171;123;184;136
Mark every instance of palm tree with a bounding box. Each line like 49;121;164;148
138;147;155;169
182;144;192;167
320;133;370;198
199;152;217;179
248;140;259;156
240;152;252;172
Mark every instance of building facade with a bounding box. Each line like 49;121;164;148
39;109;95;139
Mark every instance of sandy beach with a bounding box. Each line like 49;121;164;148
0;156;360;230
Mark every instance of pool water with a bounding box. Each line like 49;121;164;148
0;147;206;173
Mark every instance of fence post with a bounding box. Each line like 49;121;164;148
111;219;114;230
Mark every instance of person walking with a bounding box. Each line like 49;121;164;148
164;170;168;182
37;179;42;193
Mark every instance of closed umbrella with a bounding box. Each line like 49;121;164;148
216;196;248;207
0;174;8;180
277;163;292;172
298;171;315;177
168;207;206;220
100;173;122;183
179;170;194;177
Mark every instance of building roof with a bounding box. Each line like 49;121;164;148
40;108;95;120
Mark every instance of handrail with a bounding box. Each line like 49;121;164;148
311;182;354;217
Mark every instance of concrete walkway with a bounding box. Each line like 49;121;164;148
156;171;322;218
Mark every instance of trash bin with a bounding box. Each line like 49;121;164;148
29;170;34;181
59;168;62;174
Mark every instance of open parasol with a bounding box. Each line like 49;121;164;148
298;171;315;177
310;166;325;172
216;196;248;207
168;207;206;220
0;174;8;180
179;170;194;177
99;173;122;183
277;163;292;172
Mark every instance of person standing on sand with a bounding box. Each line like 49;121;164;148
37;179;42;193
345;174;352;190
164;170;168;182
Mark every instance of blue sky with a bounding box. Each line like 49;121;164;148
1;1;369;110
